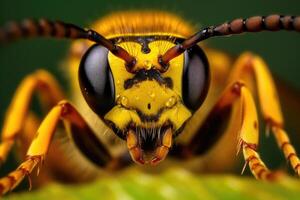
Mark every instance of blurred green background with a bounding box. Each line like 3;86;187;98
0;0;299;193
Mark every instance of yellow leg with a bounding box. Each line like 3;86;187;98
228;52;300;176
0;100;111;195
238;85;275;179
0;70;64;164
272;127;300;174
18;113;83;187
16;113;54;188
214;81;274;180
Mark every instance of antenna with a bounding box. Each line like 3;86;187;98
159;15;300;68
0;19;136;68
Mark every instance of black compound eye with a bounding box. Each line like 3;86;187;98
79;44;115;116
182;45;210;111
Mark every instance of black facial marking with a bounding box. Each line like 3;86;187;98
124;69;173;89
141;44;151;54
110;36;185;45
137;37;151;54
136;109;161;122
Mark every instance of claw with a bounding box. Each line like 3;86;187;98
126;127;173;165
129;147;145;165
151;127;172;165
151;146;169;165
127;130;145;165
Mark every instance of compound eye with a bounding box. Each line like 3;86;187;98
182;45;210;111
79;44;115;116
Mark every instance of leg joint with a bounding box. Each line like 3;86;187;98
231;81;245;95
57;100;72;116
246;155;259;163
243;141;258;151
18;166;30;175
257;168;268;179
294;163;300;171
281;141;291;150
6;175;16;188
251;162;264;171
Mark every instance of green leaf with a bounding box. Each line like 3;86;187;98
3;168;300;200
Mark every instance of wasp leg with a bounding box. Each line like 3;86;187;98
228;53;300;176
17;112;54;187
0;70;64;165
18;112;92;187
217;82;276;180
236;83;275;180
173;81;277;179
0;101;115;195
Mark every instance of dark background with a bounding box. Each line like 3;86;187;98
0;0;299;175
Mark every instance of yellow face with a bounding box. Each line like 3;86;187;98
103;40;192;165
78;36;210;165
104;40;191;132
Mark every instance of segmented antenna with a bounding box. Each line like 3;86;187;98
160;15;300;68
0;19;136;67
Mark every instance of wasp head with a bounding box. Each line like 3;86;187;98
79;38;209;165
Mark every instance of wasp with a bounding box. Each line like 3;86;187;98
0;11;299;196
